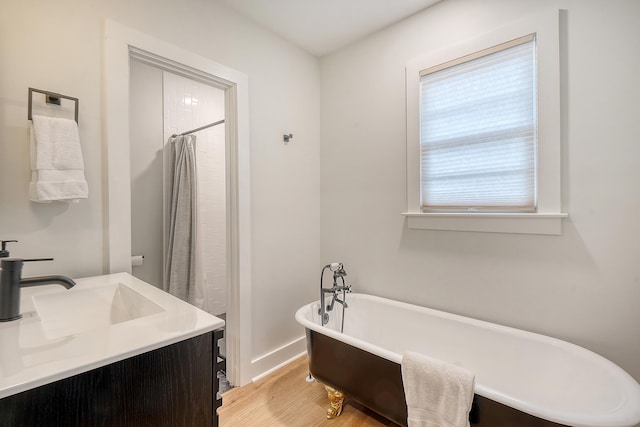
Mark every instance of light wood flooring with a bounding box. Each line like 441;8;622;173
218;356;397;426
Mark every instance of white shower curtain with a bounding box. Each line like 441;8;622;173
164;134;207;309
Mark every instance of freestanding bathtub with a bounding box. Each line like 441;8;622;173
295;293;640;427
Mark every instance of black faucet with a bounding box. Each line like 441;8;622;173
0;258;76;322
0;240;18;258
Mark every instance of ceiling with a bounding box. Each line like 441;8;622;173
216;0;442;57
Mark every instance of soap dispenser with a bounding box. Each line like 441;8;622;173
0;240;17;258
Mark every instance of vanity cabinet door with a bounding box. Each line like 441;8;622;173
0;332;215;427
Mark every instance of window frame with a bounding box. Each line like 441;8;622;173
404;8;567;235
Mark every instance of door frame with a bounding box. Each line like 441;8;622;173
102;20;252;386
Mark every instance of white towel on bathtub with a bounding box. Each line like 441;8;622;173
401;351;475;427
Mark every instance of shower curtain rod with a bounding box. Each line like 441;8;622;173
174;118;225;137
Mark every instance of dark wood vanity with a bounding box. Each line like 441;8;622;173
0;330;224;427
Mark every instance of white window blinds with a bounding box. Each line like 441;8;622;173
419;34;537;211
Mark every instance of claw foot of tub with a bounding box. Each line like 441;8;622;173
325;386;345;419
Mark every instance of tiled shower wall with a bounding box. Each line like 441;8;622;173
164;72;227;315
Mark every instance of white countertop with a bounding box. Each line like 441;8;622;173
0;272;224;399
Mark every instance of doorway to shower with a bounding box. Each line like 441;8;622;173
129;59;230;391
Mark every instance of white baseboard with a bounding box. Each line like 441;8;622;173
250;335;307;382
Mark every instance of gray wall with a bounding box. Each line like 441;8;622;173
129;60;164;288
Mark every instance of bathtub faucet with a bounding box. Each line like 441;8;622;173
328;292;350;311
319;263;351;326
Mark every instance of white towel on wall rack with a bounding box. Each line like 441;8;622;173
29;115;88;202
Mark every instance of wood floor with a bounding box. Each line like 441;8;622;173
218;356;397;426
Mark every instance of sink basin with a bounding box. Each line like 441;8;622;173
1;272;224;400
32;283;165;339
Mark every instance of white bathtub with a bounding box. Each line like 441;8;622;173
295;293;640;427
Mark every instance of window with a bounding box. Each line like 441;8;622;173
420;35;536;212
404;9;566;235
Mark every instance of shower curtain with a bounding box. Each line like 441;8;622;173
164;134;207;309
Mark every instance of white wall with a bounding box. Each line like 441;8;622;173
320;0;640;383
0;0;320;376
5;0;637;391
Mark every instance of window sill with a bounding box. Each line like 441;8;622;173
402;212;568;235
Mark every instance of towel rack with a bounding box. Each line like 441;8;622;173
28;87;79;123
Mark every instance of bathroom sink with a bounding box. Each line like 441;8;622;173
0;272;224;400
32;282;165;339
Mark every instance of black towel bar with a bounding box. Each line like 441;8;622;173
28;87;79;123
